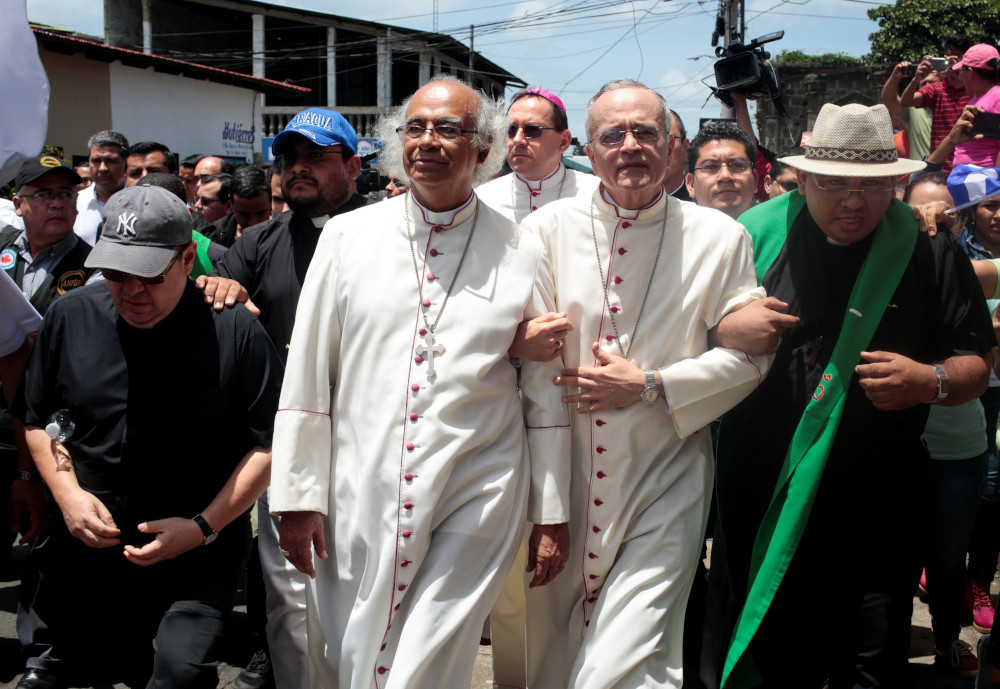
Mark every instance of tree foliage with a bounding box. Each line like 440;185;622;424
773;50;862;68
866;0;1000;64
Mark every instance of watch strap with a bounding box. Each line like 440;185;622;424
192;514;216;540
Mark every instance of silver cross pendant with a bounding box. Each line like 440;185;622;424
415;332;446;381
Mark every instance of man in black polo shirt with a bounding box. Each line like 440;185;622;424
196;107;365;689
14;185;282;689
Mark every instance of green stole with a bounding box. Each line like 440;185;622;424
190;230;215;279
722;193;919;688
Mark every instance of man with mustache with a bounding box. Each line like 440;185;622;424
685;121;758;220
200;107;367;689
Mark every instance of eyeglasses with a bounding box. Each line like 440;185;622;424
397;124;477;141
593;125;662;147
193;195;222;206
776;178;799;191
811;175;895;199
694;160;753;175
507;124;557;139
18;189;78;204
101;250;183;285
275;147;342;167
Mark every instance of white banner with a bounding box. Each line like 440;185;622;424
0;0;50;184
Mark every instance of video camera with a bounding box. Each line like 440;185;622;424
713;30;783;101
710;30;798;144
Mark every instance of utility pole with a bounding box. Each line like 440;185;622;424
433;0;439;32
468;25;474;86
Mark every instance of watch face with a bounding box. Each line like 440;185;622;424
203;531;219;545
641;387;659;404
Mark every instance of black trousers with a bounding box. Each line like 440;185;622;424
17;511;250;688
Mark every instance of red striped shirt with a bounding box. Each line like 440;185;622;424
917;81;970;172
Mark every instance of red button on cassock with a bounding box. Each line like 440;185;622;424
410;413;418;422
432;225;443;232
596;471;606;478
419;328;427;336
605;334;614;342
398;584;407;591
588;552;597;559
427;273;435;281
402;530;412;538
618;247;628;255
429;249;439;257
610;305;620;313
622;222;631;228
614;276;623;284
378;666;388;674
531;206;538;211
406;443;415;451
400;560;409;567
589;574;599;579
404;502;413;509
596;446;606;453
411;383;420;391
422;298;431;307
404;473;414;480
594;499;603;505
593;525;601;532
381;643;387;651
394;603;400;610
414;355;423;364
595;419;606;426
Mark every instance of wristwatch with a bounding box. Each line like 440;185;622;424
930;364;949;404
640;370;659;405
192;514;218;545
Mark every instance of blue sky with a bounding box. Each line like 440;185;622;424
26;0;885;142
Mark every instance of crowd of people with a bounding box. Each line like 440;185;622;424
2;32;1000;689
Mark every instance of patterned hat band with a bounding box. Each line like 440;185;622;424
804;146;899;164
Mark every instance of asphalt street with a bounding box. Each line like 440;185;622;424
0;542;985;688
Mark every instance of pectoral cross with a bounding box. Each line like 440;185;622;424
416;332;446;381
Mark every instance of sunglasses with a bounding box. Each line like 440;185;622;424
507;124;558;139
101;250;182;285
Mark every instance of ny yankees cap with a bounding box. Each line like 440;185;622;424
15;154;82;189
271;107;358;156
85;185;192;278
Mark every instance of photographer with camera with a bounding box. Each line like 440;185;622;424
898;35;973;172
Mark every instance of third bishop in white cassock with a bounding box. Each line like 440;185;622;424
520;188;770;688
269;192;570;689
476;163;600;224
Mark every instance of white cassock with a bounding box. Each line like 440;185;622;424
270;192;571;689
520;189;771;689
476;164;600;224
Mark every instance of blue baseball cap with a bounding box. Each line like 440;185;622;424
272;108;358;156
947;165;1000;212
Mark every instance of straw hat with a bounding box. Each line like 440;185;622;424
780;103;926;177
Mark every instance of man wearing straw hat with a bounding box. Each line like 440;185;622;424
707;103;996;688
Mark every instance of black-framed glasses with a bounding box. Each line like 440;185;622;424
193;194;222;206
18;188;78;204
694;160;753;175
810;174;895;200
593;125;662;147
507;124;557;139
776;178;799;191
396;124;477;141
275;147;341;167
101;250;183;285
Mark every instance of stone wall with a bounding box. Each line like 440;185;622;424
756;63;893;154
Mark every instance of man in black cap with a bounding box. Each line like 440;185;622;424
0;155;98;574
196;107;367;689
14;184;282;689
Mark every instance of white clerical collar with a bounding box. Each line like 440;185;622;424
515;164;564;192
412;192;476;227
311;215;330;229
599;186;665;220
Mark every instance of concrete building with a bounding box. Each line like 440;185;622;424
102;0;526;143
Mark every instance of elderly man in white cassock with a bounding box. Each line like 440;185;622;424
515;78;774;688
269;75;572;689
